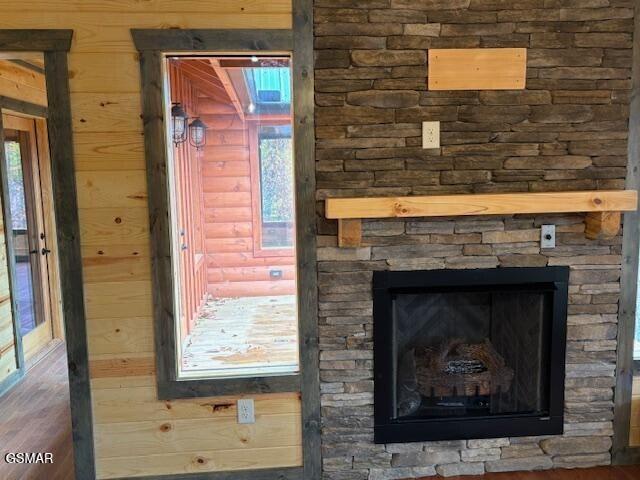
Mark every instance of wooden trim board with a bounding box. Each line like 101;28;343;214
326;190;638;219
133;22;319;480
0;103;25;398
326;190;638;247
0;30;72;52
0;95;47;118
428;48;527;91
132;28;300;400
613;4;640;466
292;1;321;478
44;46;97;480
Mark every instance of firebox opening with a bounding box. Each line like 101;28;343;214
374;267;569;444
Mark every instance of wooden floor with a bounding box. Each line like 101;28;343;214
431;465;640;480
181;294;299;377
0;343;74;480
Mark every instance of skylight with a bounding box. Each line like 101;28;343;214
243;67;291;114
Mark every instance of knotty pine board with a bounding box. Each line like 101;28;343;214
428;48;527;91
87;316;154;356
0;60;47;106
0;2;299;477
81;243;151;282
0;11;291;54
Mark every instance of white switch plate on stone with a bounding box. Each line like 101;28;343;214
541;224;556;249
422;121;440;149
237;399;255;424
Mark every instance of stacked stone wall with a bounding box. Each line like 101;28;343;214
314;1;634;478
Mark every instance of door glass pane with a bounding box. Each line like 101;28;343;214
258;125;294;249
4;140;39;336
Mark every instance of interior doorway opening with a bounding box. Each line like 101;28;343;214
0;54;73;479
3;114;62;362
164;55;300;379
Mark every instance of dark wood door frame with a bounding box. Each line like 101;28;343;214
613;8;640;465
0;109;26;398
0;30;96;479
133;29;301;399
130;3;319;480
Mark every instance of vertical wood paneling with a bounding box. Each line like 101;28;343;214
0;2;299;479
168;63;207;339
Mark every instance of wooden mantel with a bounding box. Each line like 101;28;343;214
325;190;638;247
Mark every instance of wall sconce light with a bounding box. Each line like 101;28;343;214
171;103;188;146
188;118;207;151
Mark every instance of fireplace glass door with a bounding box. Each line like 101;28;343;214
373;267;569;443
393;288;552;421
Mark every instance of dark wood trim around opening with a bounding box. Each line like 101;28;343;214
132;28;300;400
0;30;96;479
131;29;293;52
0;96;48;119
44;47;96;479
131;13;319;480
0;30;72;52
613;6;640;466
293;1;321;478
0;109;26;398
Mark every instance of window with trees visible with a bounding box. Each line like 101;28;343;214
256;124;294;252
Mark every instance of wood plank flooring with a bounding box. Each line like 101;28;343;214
0;342;74;480
181;294;299;377
424;465;640;480
0;341;639;480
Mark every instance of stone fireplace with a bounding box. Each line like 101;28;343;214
314;1;631;478
373;267;568;444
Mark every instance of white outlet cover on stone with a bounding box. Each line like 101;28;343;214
541;224;556;249
422;121;440;149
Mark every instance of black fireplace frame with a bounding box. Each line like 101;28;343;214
373;266;569;444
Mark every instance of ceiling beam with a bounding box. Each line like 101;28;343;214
209;58;245;121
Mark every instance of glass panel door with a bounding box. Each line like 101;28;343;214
3;123;51;358
4;137;38;335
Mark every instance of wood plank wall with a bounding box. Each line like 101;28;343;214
199;100;296;299
0;60;46;387
632;376;640;446
168;63;208;340
0;2;301;478
0;60;47;106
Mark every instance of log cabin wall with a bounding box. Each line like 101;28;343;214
200;102;296;299
0;2;301;479
168;63;208;340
